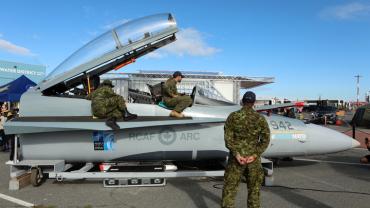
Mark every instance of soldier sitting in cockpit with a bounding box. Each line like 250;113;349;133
162;71;193;118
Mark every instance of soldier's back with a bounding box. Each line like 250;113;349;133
91;86;114;101
90;86;116;117
228;107;266;155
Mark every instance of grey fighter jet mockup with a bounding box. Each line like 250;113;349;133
4;13;360;187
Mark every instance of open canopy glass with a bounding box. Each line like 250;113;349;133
44;13;176;82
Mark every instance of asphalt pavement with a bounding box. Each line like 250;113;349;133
0;148;369;208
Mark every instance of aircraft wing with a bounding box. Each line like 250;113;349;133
255;103;297;112
5;116;225;134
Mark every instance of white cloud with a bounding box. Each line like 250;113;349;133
0;39;35;56
102;19;129;30
151;28;220;58
321;2;370;19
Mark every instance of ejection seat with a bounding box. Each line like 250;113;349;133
147;82;174;110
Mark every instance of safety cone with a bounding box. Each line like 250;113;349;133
336;119;343;126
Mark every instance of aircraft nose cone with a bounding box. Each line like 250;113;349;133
305;124;357;155
351;139;360;148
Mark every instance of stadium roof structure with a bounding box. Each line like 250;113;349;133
104;70;274;89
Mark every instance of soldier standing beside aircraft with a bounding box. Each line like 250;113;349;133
89;80;137;130
222;91;271;208
360;138;370;163
163;71;193;118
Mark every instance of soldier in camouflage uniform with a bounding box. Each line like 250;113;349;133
89;80;137;130
222;91;271;208
163;71;193;118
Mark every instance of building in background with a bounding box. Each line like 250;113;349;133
305;99;344;108
102;70;274;104
366;91;370;103
254;97;292;106
0;60;46;86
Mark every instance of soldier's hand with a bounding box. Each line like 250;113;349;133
235;153;246;165
245;156;256;164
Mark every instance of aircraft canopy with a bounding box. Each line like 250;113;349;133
39;13;177;94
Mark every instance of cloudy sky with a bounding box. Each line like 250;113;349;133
0;0;369;101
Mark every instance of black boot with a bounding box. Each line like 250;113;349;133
105;117;120;130
123;108;137;121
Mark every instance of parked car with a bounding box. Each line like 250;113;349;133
311;106;338;124
303;105;318;113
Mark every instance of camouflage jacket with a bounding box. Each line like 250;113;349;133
162;78;178;99
90;85;118;112
224;106;271;157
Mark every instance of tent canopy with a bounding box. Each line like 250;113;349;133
0;75;36;102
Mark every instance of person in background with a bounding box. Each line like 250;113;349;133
5;111;16;160
267;110;272;117
0;109;7;151
1;103;7;112
360;138;370;163
287;108;296;118
282;108;289;117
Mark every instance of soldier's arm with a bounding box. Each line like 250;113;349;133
173;82;179;96
170;89;178;97
163;82;176;98
256;116;271;156
169;80;179;97
224;113;239;157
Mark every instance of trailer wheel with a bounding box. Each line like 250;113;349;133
31;167;43;187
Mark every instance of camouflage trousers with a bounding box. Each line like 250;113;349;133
222;155;264;208
164;95;192;113
92;95;127;119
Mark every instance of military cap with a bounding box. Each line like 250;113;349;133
173;71;184;78
101;80;114;87
242;91;256;104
